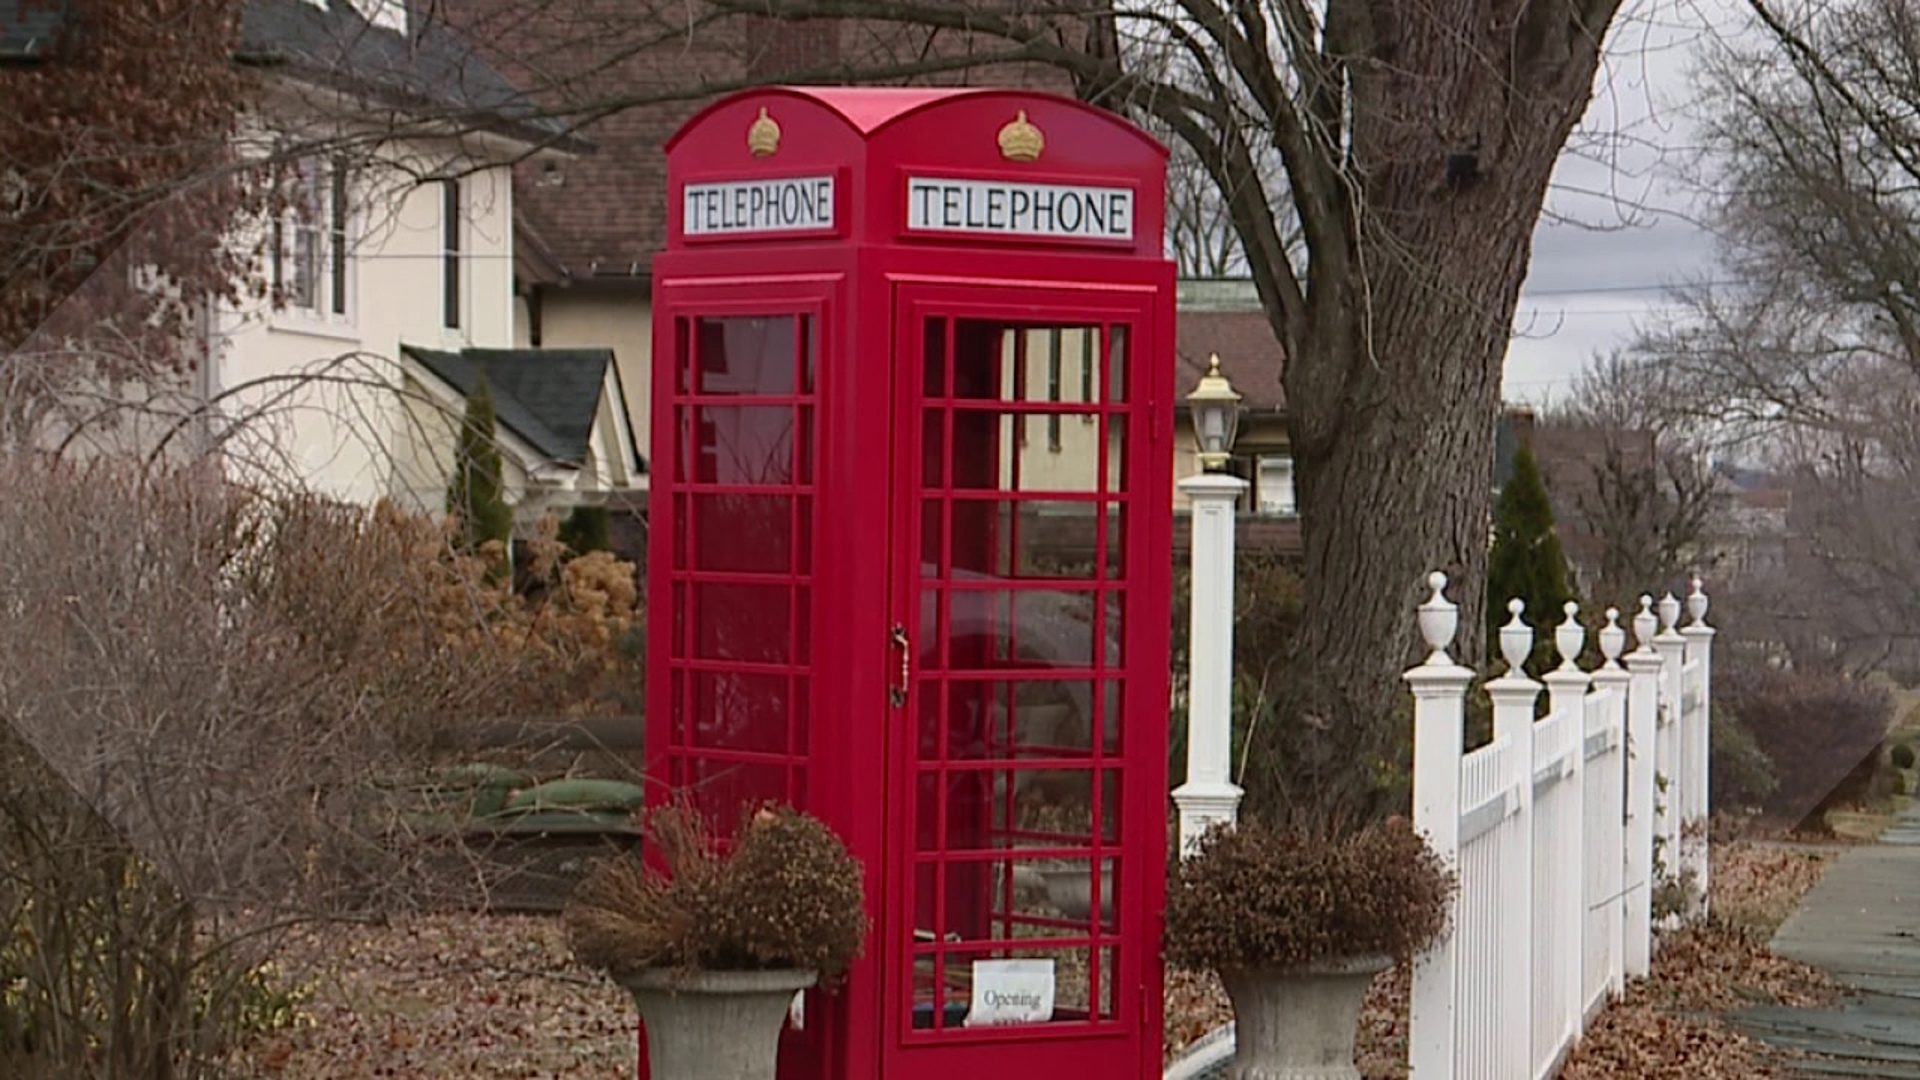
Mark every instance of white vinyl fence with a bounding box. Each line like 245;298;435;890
1407;574;1714;1080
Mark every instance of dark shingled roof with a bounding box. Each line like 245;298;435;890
237;0;578;148
3;0;579;148
0;1;63;59
1175;309;1286;412
402;345;639;470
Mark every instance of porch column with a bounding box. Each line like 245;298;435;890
1172;472;1249;857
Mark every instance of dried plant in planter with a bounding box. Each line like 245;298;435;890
566;802;869;986
1165;815;1455;973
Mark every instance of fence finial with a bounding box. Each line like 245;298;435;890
1633;595;1658;651
1554;600;1585;672
1600;608;1626;667
1657;592;1681;633
1686;577;1709;625
1416;571;1458;664
1499;598;1532;674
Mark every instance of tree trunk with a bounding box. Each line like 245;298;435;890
1247;277;1508;823
1242;46;1604;822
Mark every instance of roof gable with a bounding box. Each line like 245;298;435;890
0;2;63;60
2;1;573;146
401;345;624;468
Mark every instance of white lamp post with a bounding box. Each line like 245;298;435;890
1173;355;1250;857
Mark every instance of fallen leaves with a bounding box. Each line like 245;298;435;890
226;841;1834;1078
1708;843;1832;935
240;914;633;1079
1558;841;1839;1079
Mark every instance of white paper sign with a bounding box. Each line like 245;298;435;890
682;176;835;236
906;177;1133;241
964;958;1056;1027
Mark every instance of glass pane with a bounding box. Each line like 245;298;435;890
696;315;796;396
690;494;793;573
944;414;1098;493
950;325;1096;404
800;317;816;395
792;676;810;747
947;589;1100;669
923;317;948;399
912;856;1108;944
1097;946;1119;1021
795;406;814;485
681;757;791;831
1104;324;1128;404
940;945;1097;1025
668;669;686;745
1099;681;1122;755
1099;592;1124;669
691;583;791;664
1103;414;1128;495
920;500;945;568
941;501;1123;580
927;681;1101;759
688;671;791;754
795;591;812;665
674;318;692;395
672;493;690;570
681;406;795;485
922;410;946;488
794;496;813;575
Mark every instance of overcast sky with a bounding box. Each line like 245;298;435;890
1503;0;1747;405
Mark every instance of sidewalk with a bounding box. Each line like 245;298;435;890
1732;807;1920;1077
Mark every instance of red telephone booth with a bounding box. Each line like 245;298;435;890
646;86;1175;1080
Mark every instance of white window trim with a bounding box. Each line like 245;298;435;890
440;177;465;342
268;157;357;336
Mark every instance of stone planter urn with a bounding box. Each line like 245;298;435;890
618;968;817;1080
1219;955;1390;1080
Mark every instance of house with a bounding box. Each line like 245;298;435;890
502;16;1081;469
494;16;1303;556
1173;279;1294;518
2;0;640;526
396;346;643;523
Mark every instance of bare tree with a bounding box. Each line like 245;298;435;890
431;0;1640;819
1533;353;1719;611
1618;0;1920;675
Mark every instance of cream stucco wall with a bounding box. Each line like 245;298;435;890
211;139;517;507
515;286;654;468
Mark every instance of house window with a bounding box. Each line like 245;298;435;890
1223;452;1298;517
271;157;352;318
442;178;461;330
1256;455;1297;517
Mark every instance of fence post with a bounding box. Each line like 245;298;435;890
1590;610;1632;996
1623;597;1662;977
1407;572;1474;1080
1543;602;1590;1048
1653;593;1687;925
1682;578;1715;919
1488;599;1541;1080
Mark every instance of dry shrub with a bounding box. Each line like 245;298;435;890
1719;670;1892;831
1165;816;1455;973
0;452;636;1077
567;803;868;986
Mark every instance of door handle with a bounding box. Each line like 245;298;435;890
890;624;910;707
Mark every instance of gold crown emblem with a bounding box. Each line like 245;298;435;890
997;110;1044;162
746;107;781;158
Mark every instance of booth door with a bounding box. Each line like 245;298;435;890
884;282;1158;1077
